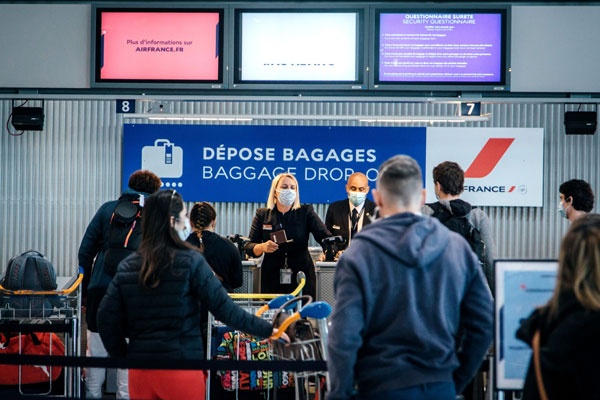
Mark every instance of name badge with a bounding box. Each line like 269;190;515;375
332;225;341;230
263;225;272;230
280;268;292;285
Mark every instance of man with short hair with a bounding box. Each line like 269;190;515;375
422;161;496;288
325;172;376;251
79;170;161;399
559;179;595;222
327;155;493;400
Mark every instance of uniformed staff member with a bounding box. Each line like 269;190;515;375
245;173;331;298
325;172;377;252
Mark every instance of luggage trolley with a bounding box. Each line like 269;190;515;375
0;267;84;397
207;272;332;400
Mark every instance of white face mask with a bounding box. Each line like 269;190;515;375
177;217;191;241
558;202;570;219
348;191;367;207
276;189;297;207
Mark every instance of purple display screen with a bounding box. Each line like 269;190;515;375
378;13;503;83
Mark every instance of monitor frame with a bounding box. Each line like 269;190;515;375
232;5;368;91
371;5;511;92
90;5;226;89
494;259;558;392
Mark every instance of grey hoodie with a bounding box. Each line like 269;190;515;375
422;199;496;289
326;212;493;399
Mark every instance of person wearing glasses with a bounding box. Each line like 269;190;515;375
97;189;283;400
325;172;377;252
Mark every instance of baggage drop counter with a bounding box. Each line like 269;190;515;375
233;259;261;294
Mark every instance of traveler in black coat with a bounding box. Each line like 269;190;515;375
245;173;330;298
325;172;376;252
516;214;600;400
97;189;283;400
186;202;243;292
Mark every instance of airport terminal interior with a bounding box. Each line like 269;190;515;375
0;0;599;399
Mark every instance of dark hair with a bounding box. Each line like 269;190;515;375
432;161;464;196
559;179;595;212
128;170;162;194
377;155;423;207
138;189;194;288
189;202;217;252
549;213;600;315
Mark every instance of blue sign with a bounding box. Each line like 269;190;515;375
123;124;426;203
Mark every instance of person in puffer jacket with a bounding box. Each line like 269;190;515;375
97;189;283;400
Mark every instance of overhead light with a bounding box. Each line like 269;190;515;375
146;116;253;122
123;113;491;123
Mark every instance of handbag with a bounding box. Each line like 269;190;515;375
532;330;549;400
215;331;294;391
0;332;64;385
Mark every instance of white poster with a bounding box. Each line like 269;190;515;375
426;128;544;207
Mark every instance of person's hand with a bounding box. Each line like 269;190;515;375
262;240;279;253
270;328;290;343
334;250;343;261
317;252;326;262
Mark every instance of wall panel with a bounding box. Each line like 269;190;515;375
1;99;598;276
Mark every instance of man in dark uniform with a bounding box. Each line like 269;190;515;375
325;172;376;251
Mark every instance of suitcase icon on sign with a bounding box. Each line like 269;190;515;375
141;139;183;178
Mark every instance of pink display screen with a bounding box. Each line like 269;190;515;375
97;10;221;82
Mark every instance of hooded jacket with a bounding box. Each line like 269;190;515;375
326;212;493;399
422;199;496;289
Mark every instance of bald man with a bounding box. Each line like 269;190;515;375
325;172;377;251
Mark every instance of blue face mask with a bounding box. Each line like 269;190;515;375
348;191;367;207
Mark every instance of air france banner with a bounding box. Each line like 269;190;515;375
122;124;426;204
426;128;544;207
123;125;543;206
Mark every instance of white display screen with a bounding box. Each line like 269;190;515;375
494;260;558;391
238;12;359;82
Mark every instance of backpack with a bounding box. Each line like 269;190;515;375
1;250;62;317
103;194;143;277
428;202;486;265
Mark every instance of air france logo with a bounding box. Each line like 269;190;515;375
464;138;515;178
463;138;525;194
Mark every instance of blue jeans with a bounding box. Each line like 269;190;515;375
358;382;456;400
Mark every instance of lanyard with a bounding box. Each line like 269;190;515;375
349;207;365;231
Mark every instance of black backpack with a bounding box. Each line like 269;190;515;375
1;250;62;317
429;202;486;265
103;194;143;277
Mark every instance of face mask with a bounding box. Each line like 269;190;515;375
348;191;367;207
558;202;570;219
276;189;297;207
177;217;191;241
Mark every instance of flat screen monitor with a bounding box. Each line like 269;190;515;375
374;8;509;90
93;8;223;86
234;9;364;88
494;260;558;391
